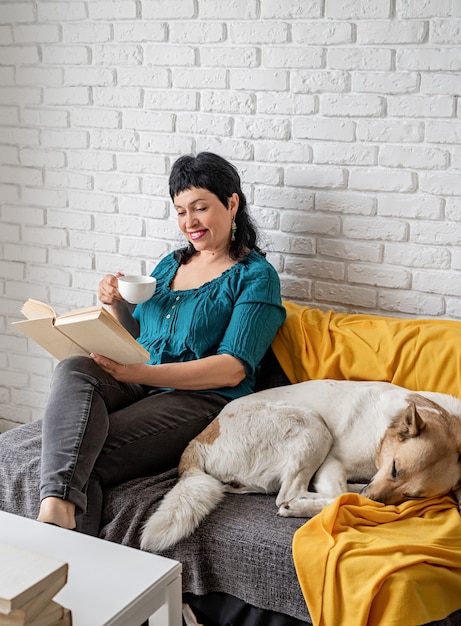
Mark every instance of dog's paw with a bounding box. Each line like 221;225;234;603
277;496;333;518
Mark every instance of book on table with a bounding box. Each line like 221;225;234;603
0;600;72;626
0;543;68;619
12;299;150;364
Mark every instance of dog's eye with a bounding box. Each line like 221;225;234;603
391;461;398;479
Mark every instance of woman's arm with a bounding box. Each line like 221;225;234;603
98;273;140;339
90;353;246;389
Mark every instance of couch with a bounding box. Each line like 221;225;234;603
1;307;461;626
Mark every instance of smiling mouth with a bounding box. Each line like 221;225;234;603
189;230;207;240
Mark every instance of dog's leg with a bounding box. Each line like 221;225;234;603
278;456;348;518
275;420;333;514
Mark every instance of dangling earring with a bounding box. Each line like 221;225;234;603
231;216;237;242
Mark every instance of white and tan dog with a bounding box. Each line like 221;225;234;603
141;380;461;552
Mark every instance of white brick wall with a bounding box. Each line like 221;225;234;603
1;0;461;428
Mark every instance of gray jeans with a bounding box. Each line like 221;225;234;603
40;356;228;535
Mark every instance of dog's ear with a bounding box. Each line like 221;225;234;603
397;402;426;440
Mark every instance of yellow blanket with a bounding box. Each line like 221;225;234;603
293;494;461;626
271;301;461;396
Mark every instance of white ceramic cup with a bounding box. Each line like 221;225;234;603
117;275;157;304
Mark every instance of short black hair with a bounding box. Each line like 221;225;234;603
169;152;263;262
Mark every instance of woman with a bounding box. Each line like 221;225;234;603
37;152;286;535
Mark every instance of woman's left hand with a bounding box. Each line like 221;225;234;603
90;353;145;383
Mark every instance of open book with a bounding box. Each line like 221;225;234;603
12;299;150;364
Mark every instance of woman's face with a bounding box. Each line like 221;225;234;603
173;187;239;255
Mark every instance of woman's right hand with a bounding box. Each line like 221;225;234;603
98;272;125;306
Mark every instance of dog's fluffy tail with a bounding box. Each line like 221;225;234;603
140;469;225;552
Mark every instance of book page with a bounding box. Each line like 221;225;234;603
19;299;56;321
12;318;88;361
55;311;149;364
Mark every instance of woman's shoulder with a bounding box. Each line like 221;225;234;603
241;250;280;281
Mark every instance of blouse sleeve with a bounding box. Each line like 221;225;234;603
217;258;286;375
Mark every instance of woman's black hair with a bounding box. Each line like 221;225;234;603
169;152;264;263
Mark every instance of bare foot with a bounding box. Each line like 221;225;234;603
37;497;77;529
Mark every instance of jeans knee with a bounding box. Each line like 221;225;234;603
54;355;99;383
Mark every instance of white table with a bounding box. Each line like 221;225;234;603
0;511;182;626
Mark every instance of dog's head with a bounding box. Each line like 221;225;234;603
362;396;461;506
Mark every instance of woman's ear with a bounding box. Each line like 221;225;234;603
228;192;239;216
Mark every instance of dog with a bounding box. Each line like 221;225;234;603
140;380;461;552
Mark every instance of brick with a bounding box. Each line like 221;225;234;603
356;20;426;44
378;290;444;316
348;263;410;288
42;45;90;64
16;67;63;87
234;116;290;140
292;70;349;93
379;145;448;170
177;113;233;136
411;221;461;245
13;25;61;43
397;48;461;71
65;65;114;87
45;169;93;190
69;190;116;213
91;129;139;151
263;46;323;69
419;172;461;196
254;185;315;210
199;0;258;19
123;110;174;132
37;2;87;22
172;68;227;89
22;108;68;127
2;204;44;225
396;0;452;18
281;212;341;236
384;242;450;268
0;3;35;23
0;106;19;125
42;129;88;149
286;257;345;281
72;108;120;128
293;21;353;44
89;1;137;20
343;216;408;241
318;238;382;262
387;95;454;117
116;154;166;175
0;165;42;186
314;281;377;309
20;148;66;168
201;46;259;68
422;73;461;95
142;0;195;19
261;0;322;19
413;270;461;297
430;19;461;44
0;87;41;106
230;21;289;44
326;0;391;19
293;118;355;141
321;94;385;117
426;121;461;144
113;22;166;42
352;72;419;94
229;69;288;91
0;45;39;64
22;187;67;208
315;191;375;215
63;22;112;43
119;196;168;219
117;67;169;87
349;168;416;193
254;141;312;164
94;172;140;194
44;87;90;105
93;87;142;108
357;120;424;142
378;194;443;219
329;48;392;70
313;142;376;166
286;165;346;189
145;90;198;111
93;44;143;66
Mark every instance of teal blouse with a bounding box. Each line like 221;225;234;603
133;250;286;400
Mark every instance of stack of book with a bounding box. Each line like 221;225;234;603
0;543;72;626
